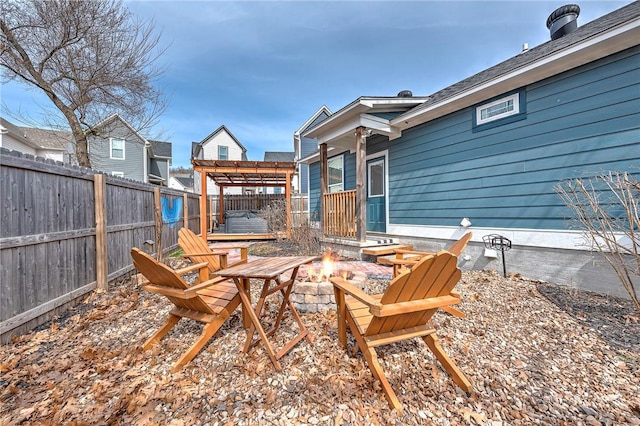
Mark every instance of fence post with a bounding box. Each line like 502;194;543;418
154;187;162;259
94;173;108;290
183;192;189;230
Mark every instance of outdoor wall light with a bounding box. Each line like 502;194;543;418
460;217;472;228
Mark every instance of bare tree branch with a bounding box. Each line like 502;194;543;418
0;0;167;167
556;171;640;312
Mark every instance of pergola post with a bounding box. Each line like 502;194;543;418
199;170;207;241
286;171;292;239
355;127;367;242
219;185;225;227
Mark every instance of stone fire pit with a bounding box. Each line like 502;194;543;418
291;269;367;313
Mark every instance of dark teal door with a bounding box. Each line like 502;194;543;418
366;157;386;232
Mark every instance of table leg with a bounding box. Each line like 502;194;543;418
239;278;282;371
240;277;251;329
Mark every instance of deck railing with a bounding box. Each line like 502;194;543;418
323;190;356;238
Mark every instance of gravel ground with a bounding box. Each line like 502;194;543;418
1;264;639;425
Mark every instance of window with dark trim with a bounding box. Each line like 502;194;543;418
473;90;526;131
218;145;228;160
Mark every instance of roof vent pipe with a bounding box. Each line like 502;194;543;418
546;4;580;40
397;90;413;97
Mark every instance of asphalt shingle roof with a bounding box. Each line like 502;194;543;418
264;151;295;162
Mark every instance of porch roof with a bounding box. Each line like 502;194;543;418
191;159;296;187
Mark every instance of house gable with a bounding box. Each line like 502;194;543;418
192;125;247;195
89;114;147;182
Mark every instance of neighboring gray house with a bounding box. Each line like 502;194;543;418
262;151;296;194
192;125;248;195
0;117;70;162
148;140;172;186
1;114;172;185
88;113;171;184
293;106;331;194
302;3;640;297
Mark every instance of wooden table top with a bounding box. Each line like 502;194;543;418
216;256;318;279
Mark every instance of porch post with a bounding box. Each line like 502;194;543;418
199;169;207;241
355;127;367;242
320;143;327;235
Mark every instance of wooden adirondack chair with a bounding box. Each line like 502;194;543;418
178;227;247;277
384;233;473;319
330;250;473;412
131;247;241;371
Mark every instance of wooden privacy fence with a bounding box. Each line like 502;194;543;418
206;193;309;231
0;149;200;343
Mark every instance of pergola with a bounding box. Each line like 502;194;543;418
192;159;297;241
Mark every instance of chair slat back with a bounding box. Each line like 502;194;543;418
447;232;473;256
367;251;461;336
179;227;222;272
131;247;214;314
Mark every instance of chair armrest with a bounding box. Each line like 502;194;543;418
329;277;380;308
184;276;230;297
373;295;461;317
181;251;230;257
394;249;434;257
384;258;422;266
174;262;209;275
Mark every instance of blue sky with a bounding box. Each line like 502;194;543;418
1;1;630;168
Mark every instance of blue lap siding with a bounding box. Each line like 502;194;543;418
385;47;639;230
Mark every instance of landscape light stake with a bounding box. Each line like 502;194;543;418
483;234;512;278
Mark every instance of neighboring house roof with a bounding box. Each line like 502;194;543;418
264;151;295;162
92;113;149;147
173;176;193;188
18;126;70;150
303;2;640;149
191;124;247;158
1;117;69;151
294;105;332;135
148;140;172;158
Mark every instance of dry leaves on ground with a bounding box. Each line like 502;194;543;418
1;266;639;425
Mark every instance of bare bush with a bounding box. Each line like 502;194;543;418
556;171;639;312
260;199;321;255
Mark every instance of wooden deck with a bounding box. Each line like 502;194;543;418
206;232;281;242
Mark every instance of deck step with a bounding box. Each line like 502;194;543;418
361;244;413;256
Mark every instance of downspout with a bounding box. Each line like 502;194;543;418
144;141;149;183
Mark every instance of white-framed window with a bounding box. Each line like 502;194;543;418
327;155;344;193
112;171;124;177
218;145;228;160
476;92;520;125
110;138;125;159
368;159;384;198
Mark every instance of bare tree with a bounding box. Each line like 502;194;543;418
0;0;166;167
556;171;639;312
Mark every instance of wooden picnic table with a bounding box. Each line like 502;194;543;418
216;255;318;371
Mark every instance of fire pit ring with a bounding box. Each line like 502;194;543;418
291;269;367;313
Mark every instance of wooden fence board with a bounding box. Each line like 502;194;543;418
0;150;201;343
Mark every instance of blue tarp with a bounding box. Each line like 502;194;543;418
161;197;182;227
